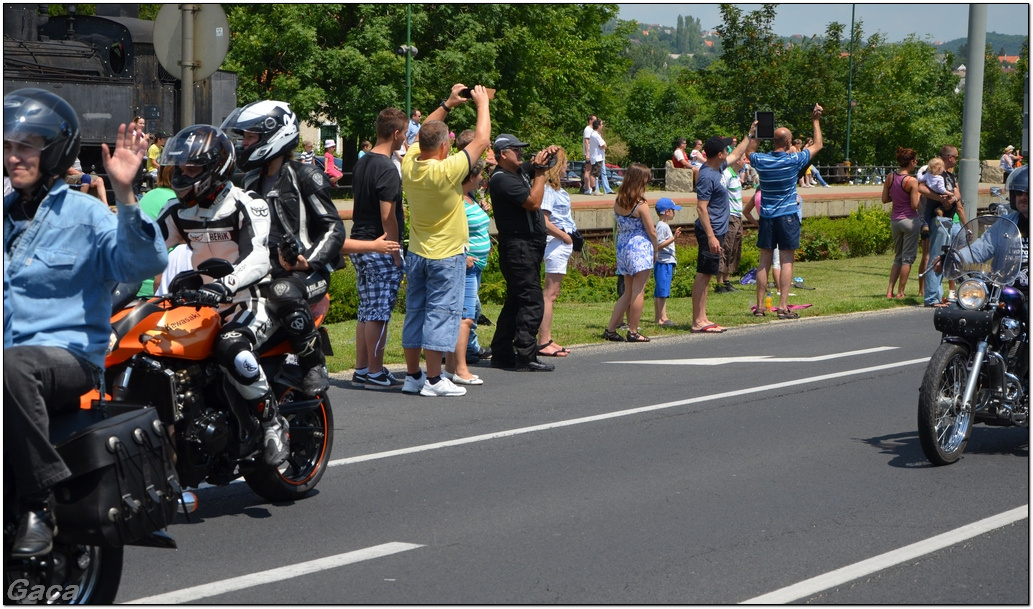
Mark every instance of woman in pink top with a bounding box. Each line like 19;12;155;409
323;139;343;186
882;146;921;298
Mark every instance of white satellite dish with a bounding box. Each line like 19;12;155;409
153;4;230;82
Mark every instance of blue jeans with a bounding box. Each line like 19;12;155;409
811;167;829;187
924;217;952;305
464;267;482;353
402;252;466;352
599;162;613;193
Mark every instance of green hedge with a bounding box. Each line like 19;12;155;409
325;206;892;323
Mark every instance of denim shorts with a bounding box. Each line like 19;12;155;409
401;252;465;352
463;266;482;320
757;214;801;251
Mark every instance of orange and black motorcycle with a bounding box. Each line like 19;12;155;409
83;259;334;502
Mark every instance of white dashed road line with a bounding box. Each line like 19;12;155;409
330;357;930;467
740;505;1029;604
124;542;424;604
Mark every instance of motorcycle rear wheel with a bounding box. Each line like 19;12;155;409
918;343;973;465
244;389;334;502
4;541;123;604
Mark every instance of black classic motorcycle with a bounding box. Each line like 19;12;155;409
918;214;1029;465
5;404;181;604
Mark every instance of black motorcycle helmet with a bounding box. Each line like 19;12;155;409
3;88;81;186
220;100;299;172
158;125;235;208
1005;164;1028;212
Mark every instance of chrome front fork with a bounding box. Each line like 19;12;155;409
960;341;988;411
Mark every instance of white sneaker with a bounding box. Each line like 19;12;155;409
401;373;425;395
419;376;467;397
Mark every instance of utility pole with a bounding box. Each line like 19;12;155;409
406;5;412;117
959;4;986;220
845;4;855;167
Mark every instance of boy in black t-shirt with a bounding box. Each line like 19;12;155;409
349;108;409;389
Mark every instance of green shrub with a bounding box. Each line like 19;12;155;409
841;204;892;257
799;216;846;262
327;267;359;323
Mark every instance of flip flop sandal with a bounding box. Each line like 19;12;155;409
691;323;726;334
538;340;570;357
777;309;800;319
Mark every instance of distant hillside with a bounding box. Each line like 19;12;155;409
937;32;1027;57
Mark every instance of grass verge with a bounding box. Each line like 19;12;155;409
325;251;928;373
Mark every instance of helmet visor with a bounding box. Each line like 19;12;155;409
4;97;72;148
158;126;233;168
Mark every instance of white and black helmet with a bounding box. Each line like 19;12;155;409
220;100;299;172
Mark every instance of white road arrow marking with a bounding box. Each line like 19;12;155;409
605;346;898;366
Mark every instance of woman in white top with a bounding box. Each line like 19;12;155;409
538;147;577;357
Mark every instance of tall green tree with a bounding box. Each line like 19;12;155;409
224;4;630;166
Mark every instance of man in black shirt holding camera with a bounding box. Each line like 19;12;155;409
489;134;560;372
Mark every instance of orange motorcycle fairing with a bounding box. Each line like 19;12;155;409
106;300;223;366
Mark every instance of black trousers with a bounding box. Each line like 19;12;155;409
492;235;546;364
4;346;96;497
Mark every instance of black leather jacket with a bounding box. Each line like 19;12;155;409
243;160;345;276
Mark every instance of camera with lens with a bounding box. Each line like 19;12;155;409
278;234;302;266
532;150;558;170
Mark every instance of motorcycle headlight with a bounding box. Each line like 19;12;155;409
956;279;988;310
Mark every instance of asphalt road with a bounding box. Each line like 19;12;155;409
116;307;1029;604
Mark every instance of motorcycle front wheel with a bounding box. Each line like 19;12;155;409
918;343;973;465
244;389;334;502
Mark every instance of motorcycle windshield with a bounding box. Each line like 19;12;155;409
943;215;1023;285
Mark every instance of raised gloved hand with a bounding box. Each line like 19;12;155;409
195;282;229;305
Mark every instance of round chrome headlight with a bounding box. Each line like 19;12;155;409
956;279;988;310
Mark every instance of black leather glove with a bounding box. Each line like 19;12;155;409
196;282;229;305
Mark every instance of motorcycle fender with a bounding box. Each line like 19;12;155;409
933;307;997;340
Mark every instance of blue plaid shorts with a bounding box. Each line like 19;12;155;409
350;252;404;322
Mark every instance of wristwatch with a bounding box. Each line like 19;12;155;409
440;100;451;113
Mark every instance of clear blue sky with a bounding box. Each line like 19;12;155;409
617;3;1029;44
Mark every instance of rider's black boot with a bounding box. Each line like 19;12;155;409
12;495;55;558
285;306;329;395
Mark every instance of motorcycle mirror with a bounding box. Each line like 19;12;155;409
196;258;234;279
168;270;204;294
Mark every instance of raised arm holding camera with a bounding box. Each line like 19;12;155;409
399;83;491;397
746;103;823;319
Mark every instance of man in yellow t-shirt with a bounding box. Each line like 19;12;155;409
399;83;491;397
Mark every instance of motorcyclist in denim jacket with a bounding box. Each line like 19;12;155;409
3;88;168;557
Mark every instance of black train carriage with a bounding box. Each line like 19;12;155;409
3;4;236;186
